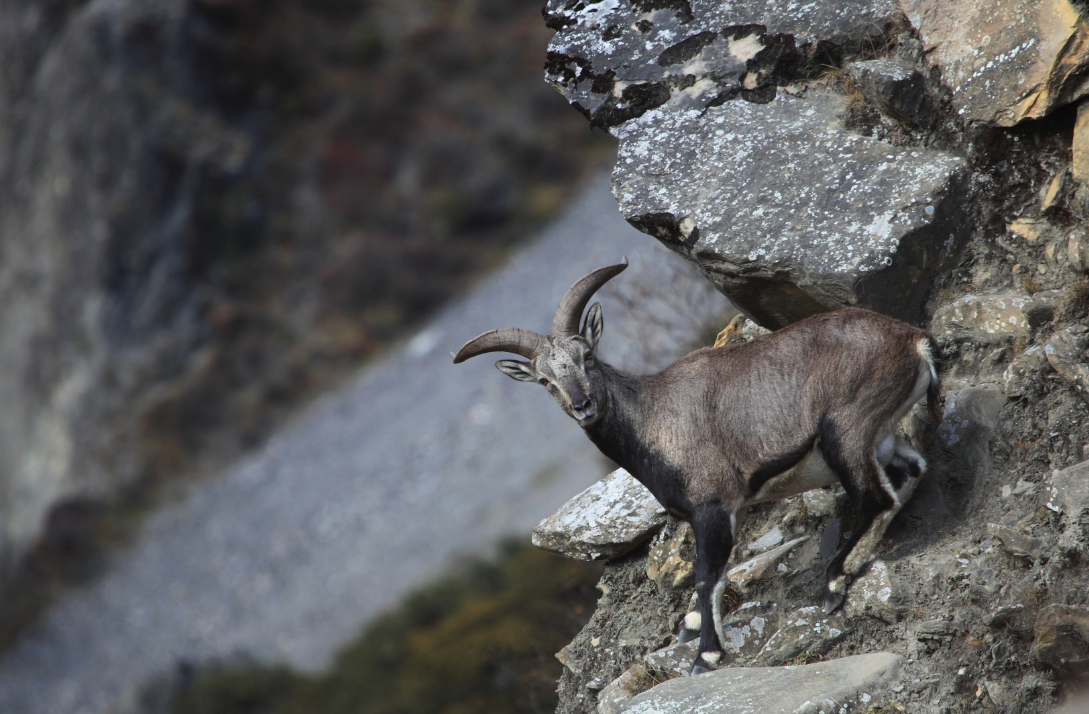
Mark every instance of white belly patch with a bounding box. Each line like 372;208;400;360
745;448;838;505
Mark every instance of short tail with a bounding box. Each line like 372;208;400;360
922;334;943;426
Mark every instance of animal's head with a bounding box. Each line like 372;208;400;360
453;259;627;427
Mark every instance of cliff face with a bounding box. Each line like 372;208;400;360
0;0;601;583
534;1;1089;712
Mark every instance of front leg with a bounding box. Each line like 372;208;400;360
688;501;736;675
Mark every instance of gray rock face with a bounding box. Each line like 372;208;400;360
844;559;910;624
931;293;1033;345
620;652;902;714
533;468;667;561
544;0;968;328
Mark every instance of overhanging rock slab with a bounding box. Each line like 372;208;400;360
544;0;969;328
612;93;966;327
620;652;903;714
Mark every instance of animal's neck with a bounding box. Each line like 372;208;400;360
584;363;650;474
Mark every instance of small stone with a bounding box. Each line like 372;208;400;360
1042;170;1068;214
598;664;651;714
727;536;809;587
845;559;909;624
619;653;902;714
931;293;1031;345
1009;218;1043;244
1001;485;1013;499
532;468;666;561
985;603;1025;628
1045;326;1089;405
1033;605;1089;677
747;525;784;555
1069;233;1089;272
1076;102;1089;185
1021;290;1062;329
1052;460;1089;550
720;605;774;661
556;644;580;673
644;640;700;679
803;488;837;518
1012;479;1039;497
647;522;695;588
751;606;848;666
847;58;934;126
986;523;1044;561
1003;345;1051;398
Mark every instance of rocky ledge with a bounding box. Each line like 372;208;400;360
536;0;1089;712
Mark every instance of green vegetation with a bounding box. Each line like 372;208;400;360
172;542;601;714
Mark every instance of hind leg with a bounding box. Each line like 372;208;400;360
818;422;923;613
687;502;735;675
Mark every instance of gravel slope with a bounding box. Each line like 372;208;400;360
0;173;730;714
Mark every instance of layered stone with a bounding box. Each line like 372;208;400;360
544;0;968;328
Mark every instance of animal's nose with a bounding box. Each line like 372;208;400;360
573;396;591;412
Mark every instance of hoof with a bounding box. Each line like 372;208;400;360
677;627;698;644
690;662;713;676
821;590;845;615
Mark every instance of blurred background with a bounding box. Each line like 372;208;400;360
0;1;730;712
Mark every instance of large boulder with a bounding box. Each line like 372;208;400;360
901;0;1089;126
543;0;969;328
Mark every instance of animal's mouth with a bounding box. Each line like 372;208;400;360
575;407;598;424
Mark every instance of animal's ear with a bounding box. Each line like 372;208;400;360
495;360;537;383
582;302;604;351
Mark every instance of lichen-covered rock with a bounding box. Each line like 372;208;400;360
1051;460;1089;551
847;58;934;126
902;0;1089;126
844;559;909;624
727;536;809;587
544;0;967;328
931;293;1032;344
643;640;700;678
720;602;774;661
936;385;1006;452
533;468;667;561
751;605;848;666
1045;325;1089;403
597;664;651;714
619;652;901;714
1033;604;1089;677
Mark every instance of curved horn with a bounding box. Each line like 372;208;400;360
452;328;546;363
552;258;628;337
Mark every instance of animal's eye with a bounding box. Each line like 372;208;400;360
584;352;593;362
539;378;549;387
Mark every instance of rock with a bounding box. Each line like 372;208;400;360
803;489;837;518
1042;169;1069;214
598;664;651;714
847;58;934;126
1045;325;1089;404
1012;479;1039;497
916;618;956;651
647;523;695;588
985;604;1026;628
644;640;700;679
902;0;1089;126
1033;605;1089;677
986;523;1044;561
1022;290;1062;328
720;602;774;661
727;536;810;587
931;293;1032;345
936;386;1007;452
544;0;967;328
620;652;901;714
1004;345;1052;398
746;525;784;555
751;606;848;666
1076;102;1089;185
1069;232;1089;272
532;468;667;561
1051;460;1089;550
844;559;909;624
1010;218;1045;244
